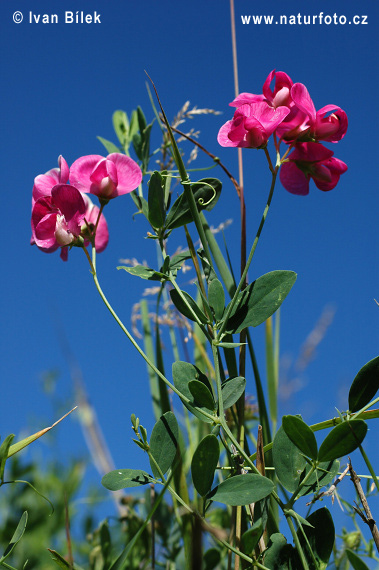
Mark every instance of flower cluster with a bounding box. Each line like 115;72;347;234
31;154;142;260
218;70;348;195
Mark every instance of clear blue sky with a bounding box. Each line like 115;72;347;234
1;0;378;530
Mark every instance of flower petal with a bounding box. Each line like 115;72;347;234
291;83;316;123
70;155;105;193
280;162;310;195
106;153;142;196
51;184;86;235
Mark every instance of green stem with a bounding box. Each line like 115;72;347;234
285;514;310;570
285;463;318;508
217;166;279;341
357;444;379;492
351;396;379;419
83;246;215;423
147;75;214;268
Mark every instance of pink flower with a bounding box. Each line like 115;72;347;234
32;156;70;205
31;184;86;261
280;142;348;195
81;194;109;253
69;153;142;200
217;100;290;149
290;84;348;143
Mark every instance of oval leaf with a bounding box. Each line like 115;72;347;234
172;361;214;423
118;265;165;281
191;435;220;496
102;469;155;491
272;426;306;493
346;549;370;570
282;415;318;460
149;411;179;478
208;474;274;506
297;508;335;569
349;356;379;412
148;171;166;229
221;377;246;409
170;289;208;324
318;420;368;462
188;380;215;411
225;271;297;333
208;279;225;321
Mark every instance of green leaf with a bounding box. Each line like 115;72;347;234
348;355;379;412
221;377;246;409
318;420;368;462
241;522;263;555
191;434;220;496
48;549;85;569
102;469;155;490
260;533;293;569
346;549;370;570
0;511;27;562
118;264;166;281
299;459;340;496
99;520;111;566
172;361;214;423
272;426;306;493
129;109;139;142
169;289;208;324
297;508;335;570
149;412;179;478
197;248;218;284
0;434;14;481
217;342;246;348
224;271;297;333
282;415;318;460
165;178;222;230
169;251;191;278
188;380;215;411
130;191;149;218
112;110;129;147
148;171;166;229
208;279;225;321
97;136;120;154
208;473;274;506
203;548;221;570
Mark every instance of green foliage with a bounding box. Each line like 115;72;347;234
0;511;27;564
172;361;215;422
273;426;307;493
282;415;318;460
318;420;368;462
102;469;156;490
149;411;179;478
191;435;219;497
223;270;297;333
221;376;246;409
297;508;335;569
169;288;209;324
165;178;222;230
208;474;274;506
208;278;225;321
147;171;166;229
348;355;379;412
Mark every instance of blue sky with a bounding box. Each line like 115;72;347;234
1;0;378;535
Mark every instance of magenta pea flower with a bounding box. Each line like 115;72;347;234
217;100;290;149
32;156;70;205
289;83;348;143
31;184;86;261
69;153;142;201
81;194;109;253
280;142;348;195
